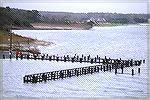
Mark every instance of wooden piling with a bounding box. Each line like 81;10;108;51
20;54;23;60
132;69;134;76
95;57;97;63
71;58;75;63
143;60;145;63
109;65;111;72
99;57;101;63
103;65;105;72
9;54;11;59
49;56;52;61
23;77;26;83
82;54;84;58
106;64;108;71
84;56;86;61
3;54;5;59
115;68;117;74
27;55;29;59
138;68;140;74
130;59;133;67
100;65;102;71
56;57;59;62
121;66;123;74
90;59;93;64
80;58;82;63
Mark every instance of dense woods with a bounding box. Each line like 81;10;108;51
0;7;40;31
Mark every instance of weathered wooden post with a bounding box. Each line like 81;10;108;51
105;56;107;60
56;57;59;62
106;64;108;71
9;53;12;59
16;54;18;60
71;57;74;63
46;54;49;59
87;55;90;61
96;66;99;72
80;58;83;63
42;73;47;82
84;56;86;62
66;55;69;59
132;69;134;76
90;59;93;64
33;55;37;60
23;76;26;83
130;59;133;67
99;57;101;63
121;66;123;74
95;57;97;63
91;67;93;74
24;76;27;83
97;55;99;58
41;55;44;60
88;67;90;74
143;60;145;63
109;65;111;72
32;75;37;83
94;66;97;72
76;70;79;77
60;71;64;79
49;56;52;61
64;57;66;62
3;54;5;59
67;70;69;77
60;56;62;61
115;68;117;74
27;54;29;60
82;54;84;58
20;54;23;60
138;68;140;74
103;65;105;72
100;65;102;71
77;55;79;61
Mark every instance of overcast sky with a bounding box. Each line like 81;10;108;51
2;2;148;14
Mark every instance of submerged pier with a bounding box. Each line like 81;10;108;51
2;53;144;83
15;53;144;84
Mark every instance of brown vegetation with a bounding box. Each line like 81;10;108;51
0;30;54;54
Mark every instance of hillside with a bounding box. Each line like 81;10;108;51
39;11;149;24
0;6;149;31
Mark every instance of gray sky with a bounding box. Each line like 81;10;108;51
2;1;148;14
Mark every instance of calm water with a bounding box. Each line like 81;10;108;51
2;25;148;97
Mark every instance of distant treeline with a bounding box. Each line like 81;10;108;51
40;11;149;24
0;6;149;31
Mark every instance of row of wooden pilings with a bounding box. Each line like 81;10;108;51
21;53;145;84
3;53;145;66
2;53;144;83
23;63;141;84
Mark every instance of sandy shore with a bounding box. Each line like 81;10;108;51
31;23;92;30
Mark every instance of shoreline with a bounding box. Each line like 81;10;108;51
0;30;55;54
12;23;93;30
11;23;148;30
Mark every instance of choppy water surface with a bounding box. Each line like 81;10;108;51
2;25;148;97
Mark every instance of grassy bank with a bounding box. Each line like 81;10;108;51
0;30;53;54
